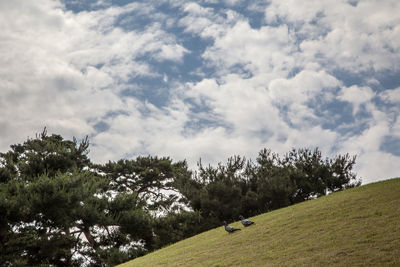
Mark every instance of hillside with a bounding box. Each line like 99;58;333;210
119;178;400;266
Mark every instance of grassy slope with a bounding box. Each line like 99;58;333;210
119;178;400;266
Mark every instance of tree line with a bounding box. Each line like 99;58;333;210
0;129;361;266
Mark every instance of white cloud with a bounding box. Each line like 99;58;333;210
182;2;213;17
264;0;400;72
294;0;400;72
337;105;400;184
355;151;400;184
158;43;188;62
187;74;282;132
178;1;400;182
379;87;400;103
286;126;338;154
1;0;399;185
340;115;389;155
0;0;187;152
203;20;296;76
269;70;339;105
265;0;327;24
338;85;375;115
89;97;190;162
178;2;234;39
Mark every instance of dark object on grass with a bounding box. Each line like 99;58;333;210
223;221;241;233
239;215;255;227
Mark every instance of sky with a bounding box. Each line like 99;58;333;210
1;0;399;184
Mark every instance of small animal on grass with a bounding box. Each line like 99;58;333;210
239;215;255;227
223;221;241;233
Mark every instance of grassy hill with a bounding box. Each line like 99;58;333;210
119;178;400;266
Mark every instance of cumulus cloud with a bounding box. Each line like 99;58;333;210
338;85;375;115
379;87;400;103
178;0;400;180
178;2;234;39
201;21;296;76
0;0;187;152
1;0;399;184
290;0;400;72
269;70;339;105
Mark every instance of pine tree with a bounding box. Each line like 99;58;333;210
0;130;154;266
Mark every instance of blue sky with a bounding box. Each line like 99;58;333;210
1;0;399;184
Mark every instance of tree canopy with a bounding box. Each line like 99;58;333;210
174;148;360;227
0;129;360;266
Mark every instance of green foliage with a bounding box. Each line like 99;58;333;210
96;156;191;214
0;128;89;183
152;211;204;248
175;148;360;232
94;156;194;251
0;130;176;266
0;171;106;266
0;129;361;266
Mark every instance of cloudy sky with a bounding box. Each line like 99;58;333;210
1;0;399;184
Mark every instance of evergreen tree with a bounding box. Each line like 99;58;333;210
0;129;361;266
174;147;361;230
0;130;154;266
94;157;198;250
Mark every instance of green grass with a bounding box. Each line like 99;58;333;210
119;178;400;266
